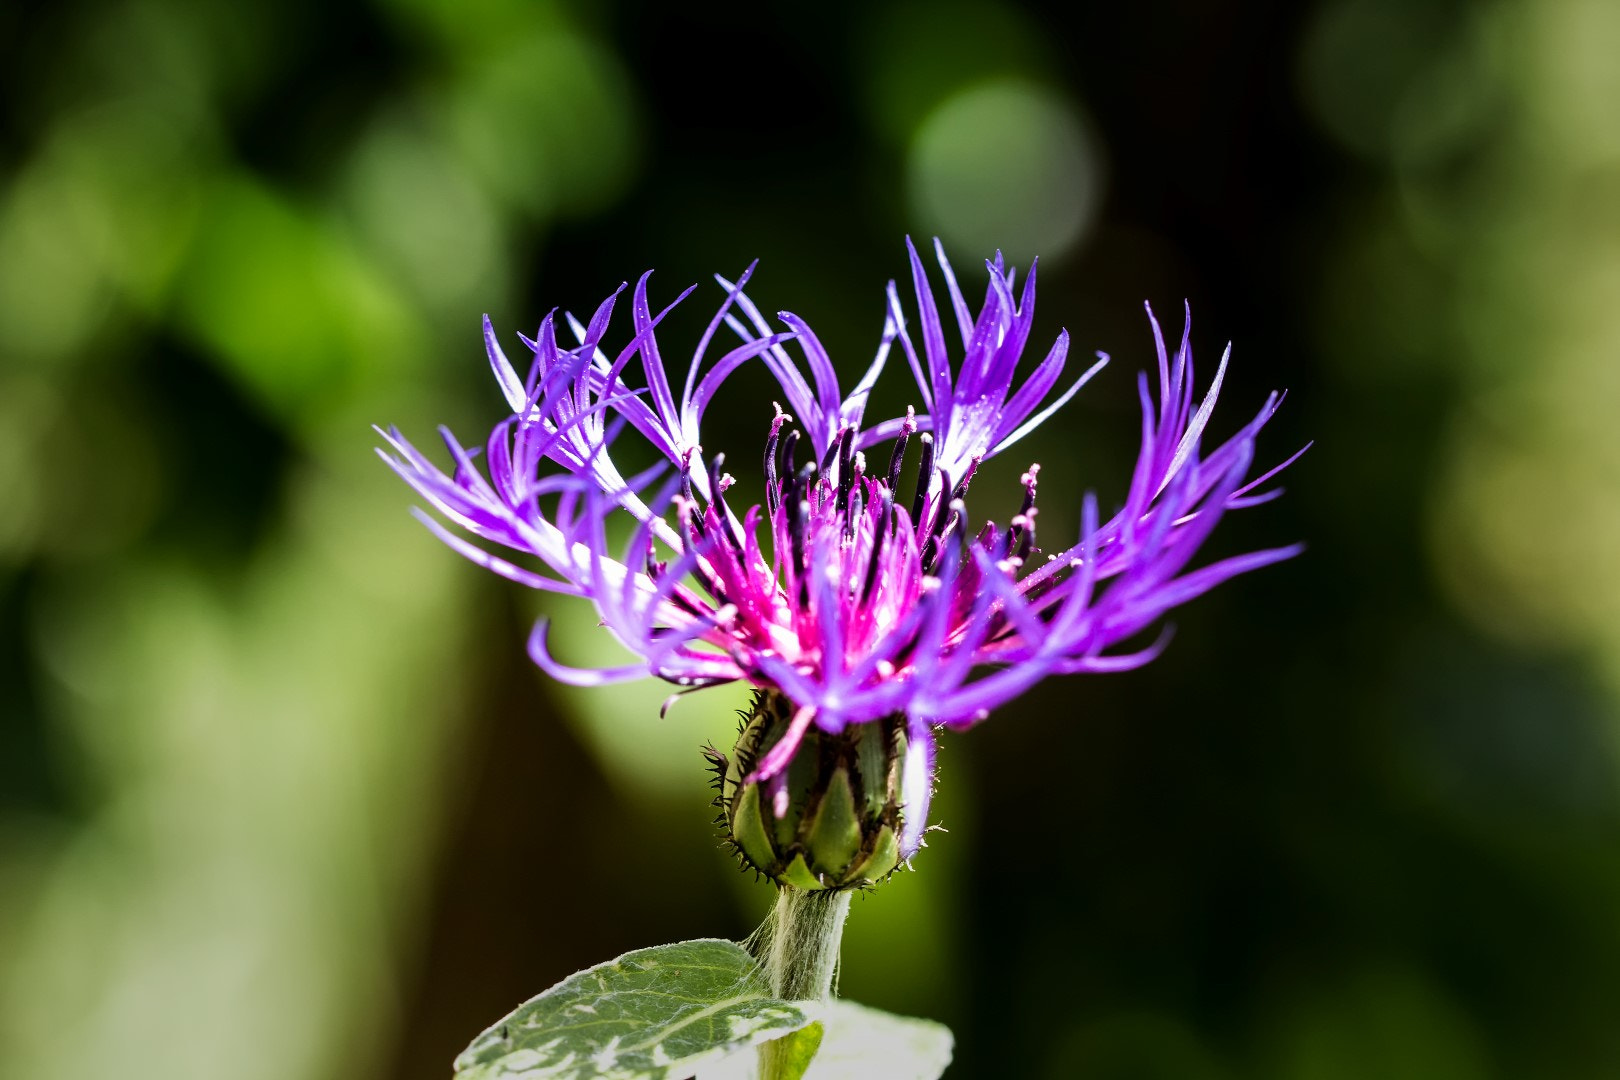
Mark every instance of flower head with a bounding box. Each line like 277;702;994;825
379;239;1304;862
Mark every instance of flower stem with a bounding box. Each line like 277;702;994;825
756;887;851;1079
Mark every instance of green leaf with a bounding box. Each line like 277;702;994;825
800;1001;953;1080
764;1021;825;1080
453;939;812;1080
704;1000;953;1080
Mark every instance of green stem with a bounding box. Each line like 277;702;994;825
756;887;851;1079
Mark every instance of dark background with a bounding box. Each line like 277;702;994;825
4;1;1617;1078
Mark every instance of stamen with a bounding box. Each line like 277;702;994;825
681;470;706;537
644;532;662;578
764;425;784;516
1014;512;1038;563
910;432;935;527
676;496;727;602
821;427;847;476
784;467;806;553
795;500;812;609
927;471;955;544
886;429;910;492
787;461;816;608
1020;464;1041;508
860;492;893;605
950;456;982;503
779;429;800;499
837;430;856;538
1007;464;1040;563
708;453;746;551
920;497;966;574
769;401;792;438
669;590;708;619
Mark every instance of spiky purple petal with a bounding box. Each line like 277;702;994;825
383;240;1303;778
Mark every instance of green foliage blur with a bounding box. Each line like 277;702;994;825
3;0;1619;1077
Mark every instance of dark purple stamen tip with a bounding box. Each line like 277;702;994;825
910;432;936;527
886;427;911;493
860;492;893;605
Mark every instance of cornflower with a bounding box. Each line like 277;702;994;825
378;239;1303;873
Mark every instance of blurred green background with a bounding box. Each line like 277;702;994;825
4;0;1620;1077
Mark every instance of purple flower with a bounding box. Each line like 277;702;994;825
379;239;1304;857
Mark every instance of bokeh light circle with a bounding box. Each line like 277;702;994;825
905;78;1102;265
